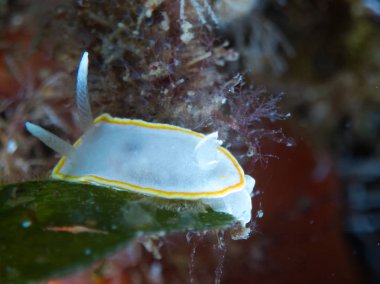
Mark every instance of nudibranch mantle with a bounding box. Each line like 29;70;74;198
53;113;245;199
26;52;255;231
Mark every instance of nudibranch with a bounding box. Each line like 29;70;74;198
26;52;255;231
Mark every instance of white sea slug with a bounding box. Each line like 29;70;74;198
26;52;255;234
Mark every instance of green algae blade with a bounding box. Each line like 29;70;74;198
0;180;234;283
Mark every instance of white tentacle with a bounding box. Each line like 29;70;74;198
194;131;222;170
76;51;93;131
25;122;75;158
